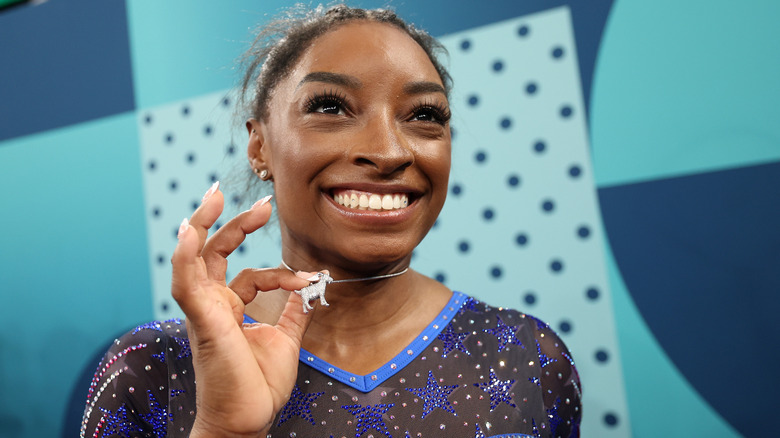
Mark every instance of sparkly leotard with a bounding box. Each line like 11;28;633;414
81;292;582;437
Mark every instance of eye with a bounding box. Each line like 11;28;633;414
305;90;348;115
410;103;451;125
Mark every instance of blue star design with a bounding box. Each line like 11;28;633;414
173;336;191;359
437;325;471;357
98;404;142;437
139;390;171;438
342;403;394;438
406;370;459;419
277;384;324;426
132;321;162;335
483;315;524;352
473;368;516;411
547;397;564;436
536;339;558;368
170;389;185;398
460;296;485;315
151;350;166;363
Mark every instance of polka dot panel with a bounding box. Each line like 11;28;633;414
414;7;629;436
137;91;282;321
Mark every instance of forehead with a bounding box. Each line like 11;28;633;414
287;21;442;87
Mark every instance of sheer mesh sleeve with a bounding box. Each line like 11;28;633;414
80;319;194;438
532;319;582;438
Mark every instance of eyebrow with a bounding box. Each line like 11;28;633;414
403;81;447;96
298;72;362;89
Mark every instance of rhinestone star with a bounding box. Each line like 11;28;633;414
536;339;558;368
547;397;564;436
140;390;171;437
173;336;191;359
437;325;471;357
484;315;524;352
342;403;394;438
98;404;142;437
132;321;162;335
473;367;516;411
406;370;459;418
460;296;485;315
277;384;324;426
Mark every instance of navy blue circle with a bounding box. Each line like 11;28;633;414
552;46;565;59
232;195;241;205
451;184;462;196
467;95;479;107
186;152;196;164
458;241;470;253
595;349;609;363
475;151;487;163
209;173;218;183
492;60;504;72
156;254;165;265
169;180;178;191
222;97;230;106
214;222;222;231
204;125;213;136
559;320;572;333
550;259;564;273
191;201;198;211
450;126;456;139
525;82;538;95
152;207;161;217
144;114;153;125
432;219;439;229
161;302;169;312
460;39;471;50
604;413;619;427
499;117;512;130
517;25;530;37
435;272;447;283
507;174;520;187
165;133;174;144
560;105;573;118
181;106;190;116
586;287;600;301
148;160;157;171
226;144;235;155
524;292;536;305
541;199;555;213
568;165;582;178
490;266;503;278
237;244;246;254
515;233;529;246
577;225;591;239
533;140;546;153
482;208;495;220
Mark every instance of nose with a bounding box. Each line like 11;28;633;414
348;113;414;175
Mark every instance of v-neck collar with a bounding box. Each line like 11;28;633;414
244;291;466;392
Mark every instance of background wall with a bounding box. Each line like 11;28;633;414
1;0;777;437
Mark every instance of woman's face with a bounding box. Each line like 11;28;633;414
250;21;451;271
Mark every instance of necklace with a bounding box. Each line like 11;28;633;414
280;260;409;313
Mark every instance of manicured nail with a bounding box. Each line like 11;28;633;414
295;271;320;281
202;181;219;203
251;195;273;210
177;218;189;239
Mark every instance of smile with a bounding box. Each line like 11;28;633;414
332;189;410;211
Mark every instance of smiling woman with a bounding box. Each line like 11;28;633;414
80;5;581;438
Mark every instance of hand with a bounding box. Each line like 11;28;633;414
171;183;316;437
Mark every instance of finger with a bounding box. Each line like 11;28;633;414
201;195;273;282
229;268;316;304
170;219;209;317
275;289;318;345
188;181;224;255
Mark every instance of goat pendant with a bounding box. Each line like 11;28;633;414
294;272;332;313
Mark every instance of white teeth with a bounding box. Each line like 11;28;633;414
333;190;410;211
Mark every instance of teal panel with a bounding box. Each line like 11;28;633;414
605;244;741;437
0;113;152;437
591;0;780;187
126;0;294;109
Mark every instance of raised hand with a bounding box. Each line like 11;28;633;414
171;182;316;437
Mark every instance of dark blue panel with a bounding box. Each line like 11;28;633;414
367;0;613;117
599;161;780;437
0;0;133;142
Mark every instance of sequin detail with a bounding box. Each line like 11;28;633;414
484;315;524;352
437;325;471;357
405;370;459;418
342;403;395;438
277;384;325;426
473;368;517;411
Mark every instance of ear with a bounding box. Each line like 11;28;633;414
246;118;271;174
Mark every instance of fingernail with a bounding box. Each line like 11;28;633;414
295;271;320;281
177;218;189;239
202;181;219;203
251;195;273;210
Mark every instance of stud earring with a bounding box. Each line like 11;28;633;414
259;169;269;180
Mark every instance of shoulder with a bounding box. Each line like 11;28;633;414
81;319;194;438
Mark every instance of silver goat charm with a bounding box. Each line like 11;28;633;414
294;272;332;313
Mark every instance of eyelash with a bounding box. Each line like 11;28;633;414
410;101;451;125
304;91;451;125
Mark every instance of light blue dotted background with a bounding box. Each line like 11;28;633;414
138;6;628;436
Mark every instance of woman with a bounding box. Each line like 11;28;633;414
81;5;581;437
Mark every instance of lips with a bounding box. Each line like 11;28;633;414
332;189;410;211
